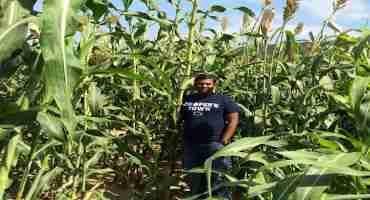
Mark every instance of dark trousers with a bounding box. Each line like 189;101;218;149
183;142;232;200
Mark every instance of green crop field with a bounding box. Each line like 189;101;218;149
0;0;370;199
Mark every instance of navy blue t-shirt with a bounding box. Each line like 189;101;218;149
180;93;240;144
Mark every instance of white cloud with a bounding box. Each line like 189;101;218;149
300;0;332;20
300;0;370;24
336;0;370;22
293;0;369;39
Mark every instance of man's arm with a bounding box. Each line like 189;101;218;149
221;112;239;145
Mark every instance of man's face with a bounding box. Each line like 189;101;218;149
195;78;215;95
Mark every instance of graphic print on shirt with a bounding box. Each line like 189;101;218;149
183;102;219;117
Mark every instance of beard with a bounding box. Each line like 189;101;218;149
197;87;214;95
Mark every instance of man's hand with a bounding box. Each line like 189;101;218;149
221;138;231;145
221;112;239;145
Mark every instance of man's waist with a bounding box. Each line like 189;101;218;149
183;136;222;144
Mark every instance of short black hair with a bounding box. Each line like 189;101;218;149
194;73;217;83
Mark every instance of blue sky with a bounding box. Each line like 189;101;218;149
34;0;370;38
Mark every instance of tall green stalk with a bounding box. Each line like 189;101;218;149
262;37;269;134
132;55;139;135
175;0;198;120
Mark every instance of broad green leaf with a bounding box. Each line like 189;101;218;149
0;0;35;63
278;151;360;166
266;150;369;199
40;0;83;135
273;174;306;200
277;150;323;162
234;6;256;17
349;77;370;113
353;31;370;62
121;11;172;27
211;135;273;158
37;112;65;141
328;93;350;110
335;33;357;47
248;181;277;197
271;85;280;104
277;151;370;177
315;136;342;151
293;168;330;200
323;193;370;200
247;152;269;165
270;172;332;200
0;134;21;199
210;5;226;12
204;136;273;197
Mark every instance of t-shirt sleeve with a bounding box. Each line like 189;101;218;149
179;95;188;120
223;95;240;114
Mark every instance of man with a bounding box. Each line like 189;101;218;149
180;73;240;199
